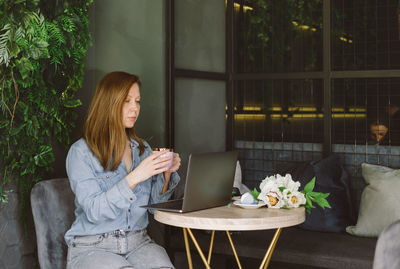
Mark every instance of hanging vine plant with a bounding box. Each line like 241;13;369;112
0;0;92;221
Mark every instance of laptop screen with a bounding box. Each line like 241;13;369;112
182;151;238;212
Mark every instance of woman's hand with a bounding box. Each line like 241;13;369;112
126;151;171;189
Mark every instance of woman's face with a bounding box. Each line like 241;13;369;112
122;83;140;128
370;123;388;143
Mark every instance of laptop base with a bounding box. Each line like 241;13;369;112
141;198;184;213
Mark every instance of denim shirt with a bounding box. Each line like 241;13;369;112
64;138;180;246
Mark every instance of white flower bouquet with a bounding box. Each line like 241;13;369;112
249;174;331;213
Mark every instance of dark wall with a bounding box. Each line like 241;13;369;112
48;0;167;180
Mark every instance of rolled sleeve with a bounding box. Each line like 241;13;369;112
150;172;180;205
164;172;180;196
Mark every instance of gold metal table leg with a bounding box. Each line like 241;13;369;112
259;228;282;269
186;228;211;269
182;227;282;269
225;231;243;269
183;228;193;269
207;230;215;264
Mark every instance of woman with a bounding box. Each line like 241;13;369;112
369;118;389;144
65;71;181;269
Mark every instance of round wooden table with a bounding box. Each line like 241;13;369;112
155;205;305;269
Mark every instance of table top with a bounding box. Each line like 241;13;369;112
154;204;305;231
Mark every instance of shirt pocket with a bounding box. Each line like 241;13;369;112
96;170;120;191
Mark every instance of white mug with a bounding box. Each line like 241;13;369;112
152;148;173;170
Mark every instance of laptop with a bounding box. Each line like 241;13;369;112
141;151;238;213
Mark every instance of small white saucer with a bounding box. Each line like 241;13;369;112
233;200;267;209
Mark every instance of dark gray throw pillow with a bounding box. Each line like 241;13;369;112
276;154;354;232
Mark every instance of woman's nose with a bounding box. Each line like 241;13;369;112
129;103;138;111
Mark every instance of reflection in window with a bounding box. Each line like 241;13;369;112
230;0;400;187
332;0;400;70
234;79;324;143
234;0;323;73
234;78;400;146
332;78;400;145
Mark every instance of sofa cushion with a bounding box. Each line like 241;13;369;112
346;163;400;237
276;154;354;232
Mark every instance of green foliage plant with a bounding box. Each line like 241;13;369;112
238;0;323;73
0;0;92;223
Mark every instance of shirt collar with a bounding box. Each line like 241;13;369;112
129;137;139;147
129;137;148;148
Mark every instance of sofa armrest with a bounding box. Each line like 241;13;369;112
373;219;400;269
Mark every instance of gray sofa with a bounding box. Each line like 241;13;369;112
31;177;395;269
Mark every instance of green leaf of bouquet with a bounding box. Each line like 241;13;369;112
305;193;315;202
279;186;286;192
320;192;330;199
251;188;260;200
316;198;331;209
305;196;312;207
309;192;330;199
313;197;324;206
305;196;316;209
309;191;322;197
302;177;315;193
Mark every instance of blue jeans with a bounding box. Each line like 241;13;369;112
67;229;174;269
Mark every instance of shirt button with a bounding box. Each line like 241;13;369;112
128;209;131;213
106;176;109;178
129;198;133;201
128;226;131;229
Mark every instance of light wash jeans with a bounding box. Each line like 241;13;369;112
66;229;174;269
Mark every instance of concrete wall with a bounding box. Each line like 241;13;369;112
75;0;167;146
0;183;38;269
49;0;167;180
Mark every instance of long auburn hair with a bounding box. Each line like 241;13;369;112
84;71;145;171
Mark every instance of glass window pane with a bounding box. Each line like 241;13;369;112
175;0;225;72
233;79;323;189
234;79;324;143
234;0;323;73
332;0;400;70
174;79;226;196
332;78;400;145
